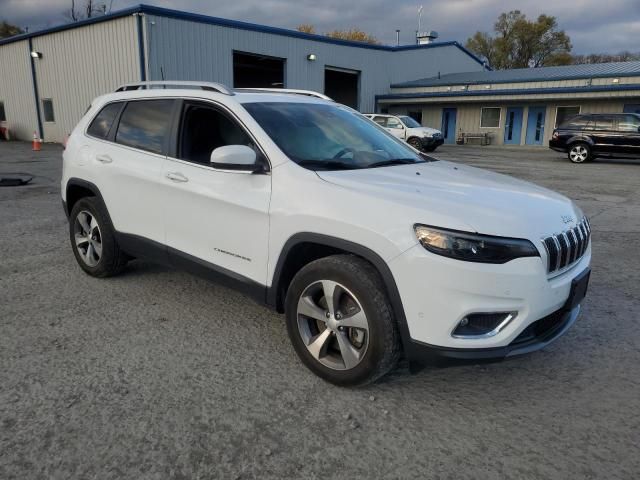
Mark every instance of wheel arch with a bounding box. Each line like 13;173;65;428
268;233;413;351
567;135;595;148
65;178;105;217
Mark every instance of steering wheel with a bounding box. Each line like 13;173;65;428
333;148;355;159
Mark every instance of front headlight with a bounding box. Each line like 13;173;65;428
414;225;540;264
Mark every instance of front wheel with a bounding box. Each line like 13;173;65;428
285;255;401;386
568;143;591;163
407;137;424;152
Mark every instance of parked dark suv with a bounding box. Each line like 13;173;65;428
549;113;640;163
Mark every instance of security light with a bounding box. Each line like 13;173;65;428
307;54;317;61
30;51;42;59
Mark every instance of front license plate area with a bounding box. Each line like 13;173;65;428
564;268;590;311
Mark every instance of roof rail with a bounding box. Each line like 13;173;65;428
235;88;333;101
115;81;234;95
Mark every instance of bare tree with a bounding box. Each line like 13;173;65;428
64;0;110;22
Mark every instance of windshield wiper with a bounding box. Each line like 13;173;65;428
367;158;424;168
297;160;358;171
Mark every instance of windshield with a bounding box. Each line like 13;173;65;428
399;115;421;128
243;102;430;170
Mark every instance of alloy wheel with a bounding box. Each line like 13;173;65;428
569;145;589;163
73;210;103;267
296;280;369;370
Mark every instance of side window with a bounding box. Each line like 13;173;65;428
386;117;402;129
564;115;590;130
617;115;640;133
179;103;253;165
371;116;387;126
87;103;123;140
115;100;175;154
593;115;615;131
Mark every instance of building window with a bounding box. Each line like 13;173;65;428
0;102;6;122
408;111;423;125
480;107;501;128
42;99;55;122
555;106;580;128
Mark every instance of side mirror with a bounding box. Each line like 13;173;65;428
210;145;261;172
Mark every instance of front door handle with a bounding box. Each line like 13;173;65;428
166;172;189;183
96;154;113;164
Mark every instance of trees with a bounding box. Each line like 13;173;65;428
296;24;379;44
465;11;572;69
0;21;24;39
572;51;640;64
64;0;112;22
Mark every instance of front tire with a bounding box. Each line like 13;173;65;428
568;143;591;163
407;137;424;152
285;255;401;386
69;197;128;277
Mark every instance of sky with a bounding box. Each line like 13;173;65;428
2;0;640;55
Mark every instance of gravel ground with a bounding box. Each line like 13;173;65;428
1;142;639;479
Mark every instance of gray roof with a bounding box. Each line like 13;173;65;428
391;61;640;88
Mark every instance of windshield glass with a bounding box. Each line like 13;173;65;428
399;115;421;128
243;102;429;170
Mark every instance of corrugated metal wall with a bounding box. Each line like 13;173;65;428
32;16;140;142
144;15;483;113
0;40;39;140
390;99;633;146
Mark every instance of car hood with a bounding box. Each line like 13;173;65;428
410;127;441;136
316;160;582;238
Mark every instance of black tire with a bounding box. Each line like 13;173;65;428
568;142;591;163
407;137;424;152
69;197;128;277
285;255;401;386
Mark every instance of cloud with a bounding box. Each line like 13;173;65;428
2;0;639;55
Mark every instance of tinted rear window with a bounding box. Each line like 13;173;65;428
115;100;175;154
87;103;123;139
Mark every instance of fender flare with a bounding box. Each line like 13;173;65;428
567;135;595;148
64;178;107;216
268;232;415;352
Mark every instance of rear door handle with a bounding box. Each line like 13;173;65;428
96;154;113;164
166;172;189;183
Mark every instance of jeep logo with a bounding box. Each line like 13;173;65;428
561;215;574;224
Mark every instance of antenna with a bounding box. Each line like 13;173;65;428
396;29;400;46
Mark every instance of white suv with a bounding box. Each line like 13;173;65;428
62;81;591;386
364;113;443;152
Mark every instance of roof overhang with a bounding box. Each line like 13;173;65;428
377;84;640;104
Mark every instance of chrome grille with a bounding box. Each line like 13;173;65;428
542;217;591;274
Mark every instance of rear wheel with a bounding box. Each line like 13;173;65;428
285;255;400;386
568;143;591;163
69;197;128;277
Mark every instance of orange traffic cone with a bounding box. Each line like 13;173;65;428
32;131;41;151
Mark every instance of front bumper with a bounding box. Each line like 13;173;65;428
420;136;444;148
389;242;591;366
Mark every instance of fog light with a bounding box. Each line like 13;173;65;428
452;312;517;339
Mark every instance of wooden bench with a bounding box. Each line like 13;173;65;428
458;132;492;146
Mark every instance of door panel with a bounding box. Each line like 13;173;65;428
504;107;523;145
162;160;271;283
384;116;405;139
441;108;457;144
162;100;271;285
525;107;546;145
